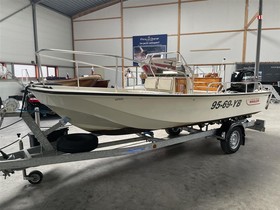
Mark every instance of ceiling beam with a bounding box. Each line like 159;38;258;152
72;0;122;20
31;0;44;4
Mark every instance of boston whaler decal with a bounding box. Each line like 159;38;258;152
246;98;260;105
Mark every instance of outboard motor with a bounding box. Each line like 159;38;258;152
228;70;254;92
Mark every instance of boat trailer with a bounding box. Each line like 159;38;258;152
0;104;265;185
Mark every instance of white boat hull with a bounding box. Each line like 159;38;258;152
28;85;271;134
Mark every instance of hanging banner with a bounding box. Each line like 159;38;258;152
133;34;167;66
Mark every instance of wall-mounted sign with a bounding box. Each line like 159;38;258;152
132;34;167;66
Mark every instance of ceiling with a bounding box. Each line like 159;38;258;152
33;0;121;18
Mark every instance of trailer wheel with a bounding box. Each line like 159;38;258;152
165;127;182;136
220;126;243;154
28;170;43;184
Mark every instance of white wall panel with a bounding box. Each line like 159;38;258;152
248;0;258;17
0;1;35;63
245;30;257;62
123;38;132;57
180;32;243;64
168;36;178;52
262;0;280;28
74;40;122;66
104;67;123;87
181;0;245;33
74;3;123;80
123;4;178;37
260;31;280;61
123;38;133;66
72;0;280;75
245;0;280;62
247;0;280;29
74;19;121;39
0;1;73;66
58;67;75;78
246;30;280;62
36;6;73;66
0;0;30;19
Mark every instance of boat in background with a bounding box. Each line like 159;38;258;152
26;73;109;117
46;74;109;88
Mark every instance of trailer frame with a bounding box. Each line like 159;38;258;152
0;107;265;184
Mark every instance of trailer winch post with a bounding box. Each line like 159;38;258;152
17;133;27;179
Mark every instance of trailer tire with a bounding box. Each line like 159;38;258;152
220;126;243;154
165;127;182;136
28;170;43;184
57;133;98;153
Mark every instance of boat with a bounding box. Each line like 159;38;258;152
27;49;271;135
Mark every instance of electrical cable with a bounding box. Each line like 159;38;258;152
0;119;23;131
0;133;28;150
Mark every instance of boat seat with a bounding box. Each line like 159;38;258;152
144;77;158;90
157;77;174;92
144;77;174;92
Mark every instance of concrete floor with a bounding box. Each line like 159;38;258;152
0;103;279;210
